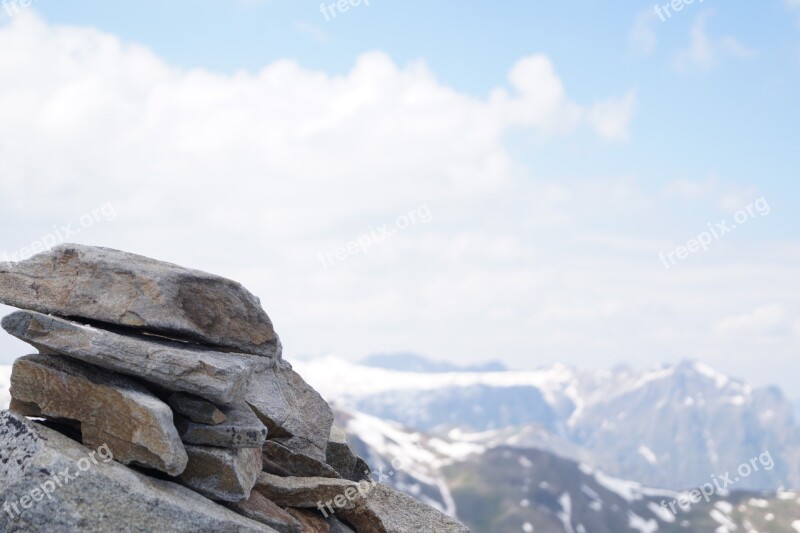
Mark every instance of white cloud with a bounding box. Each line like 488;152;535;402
587;91;637;142
662;177;759;213
674;12;756;72
0;13;797;392
713;305;789;336
630;9;658;56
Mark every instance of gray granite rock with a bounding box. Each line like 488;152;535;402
175;403;267;448
325;426;361;481
0;411;275;532
9;354;187;476
179;445;263;502
254;472;363;510
3;311;270;405
247;360;333;462
262;439;341;479
339;484;471;533
0;244;281;357
168;392;227;425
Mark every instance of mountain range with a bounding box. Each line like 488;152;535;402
4;356;800;531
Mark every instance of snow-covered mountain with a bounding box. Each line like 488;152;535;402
296;356;800;492
332;400;800;533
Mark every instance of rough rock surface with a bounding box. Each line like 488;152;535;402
168;392;227;425
0;244;281;357
262;439;341;479
326;516;357;533
326;425;360;480
226;491;303;533
9;354;187;476
340;484;471;533
0;412;275;533
179;445;263;502
247;360;333;461
284;509;331;533
175;403;267;448
254;472;363;510
3;311;269;405
0;245;470;532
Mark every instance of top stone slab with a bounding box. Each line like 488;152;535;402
0;244;280;358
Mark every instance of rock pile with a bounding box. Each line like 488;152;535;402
0;244;469;533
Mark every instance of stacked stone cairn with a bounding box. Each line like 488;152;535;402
0;244;469;533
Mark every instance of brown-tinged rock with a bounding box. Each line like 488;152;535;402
168;392;227;425
284;509;331;533
9;354;187;476
226;491;302;533
0;243;281;357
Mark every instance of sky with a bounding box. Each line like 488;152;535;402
0;1;798;391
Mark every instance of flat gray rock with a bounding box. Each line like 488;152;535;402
175;403;267;448
340;484;471;533
10;354;187;476
3;311;270;405
0;244;281;357
168;392;227;425
326;426;362;481
179;445;263;502
0;411;275;532
254;472;364;510
247;360;333;462
263;439;341;479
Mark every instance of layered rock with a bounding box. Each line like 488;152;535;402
0;244;281;357
0;244;470;532
254;472;364;510
0;412;274;533
175;403;267;449
9;354;187;476
168;392;228;425
247;361;334;460
3;311;268;405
